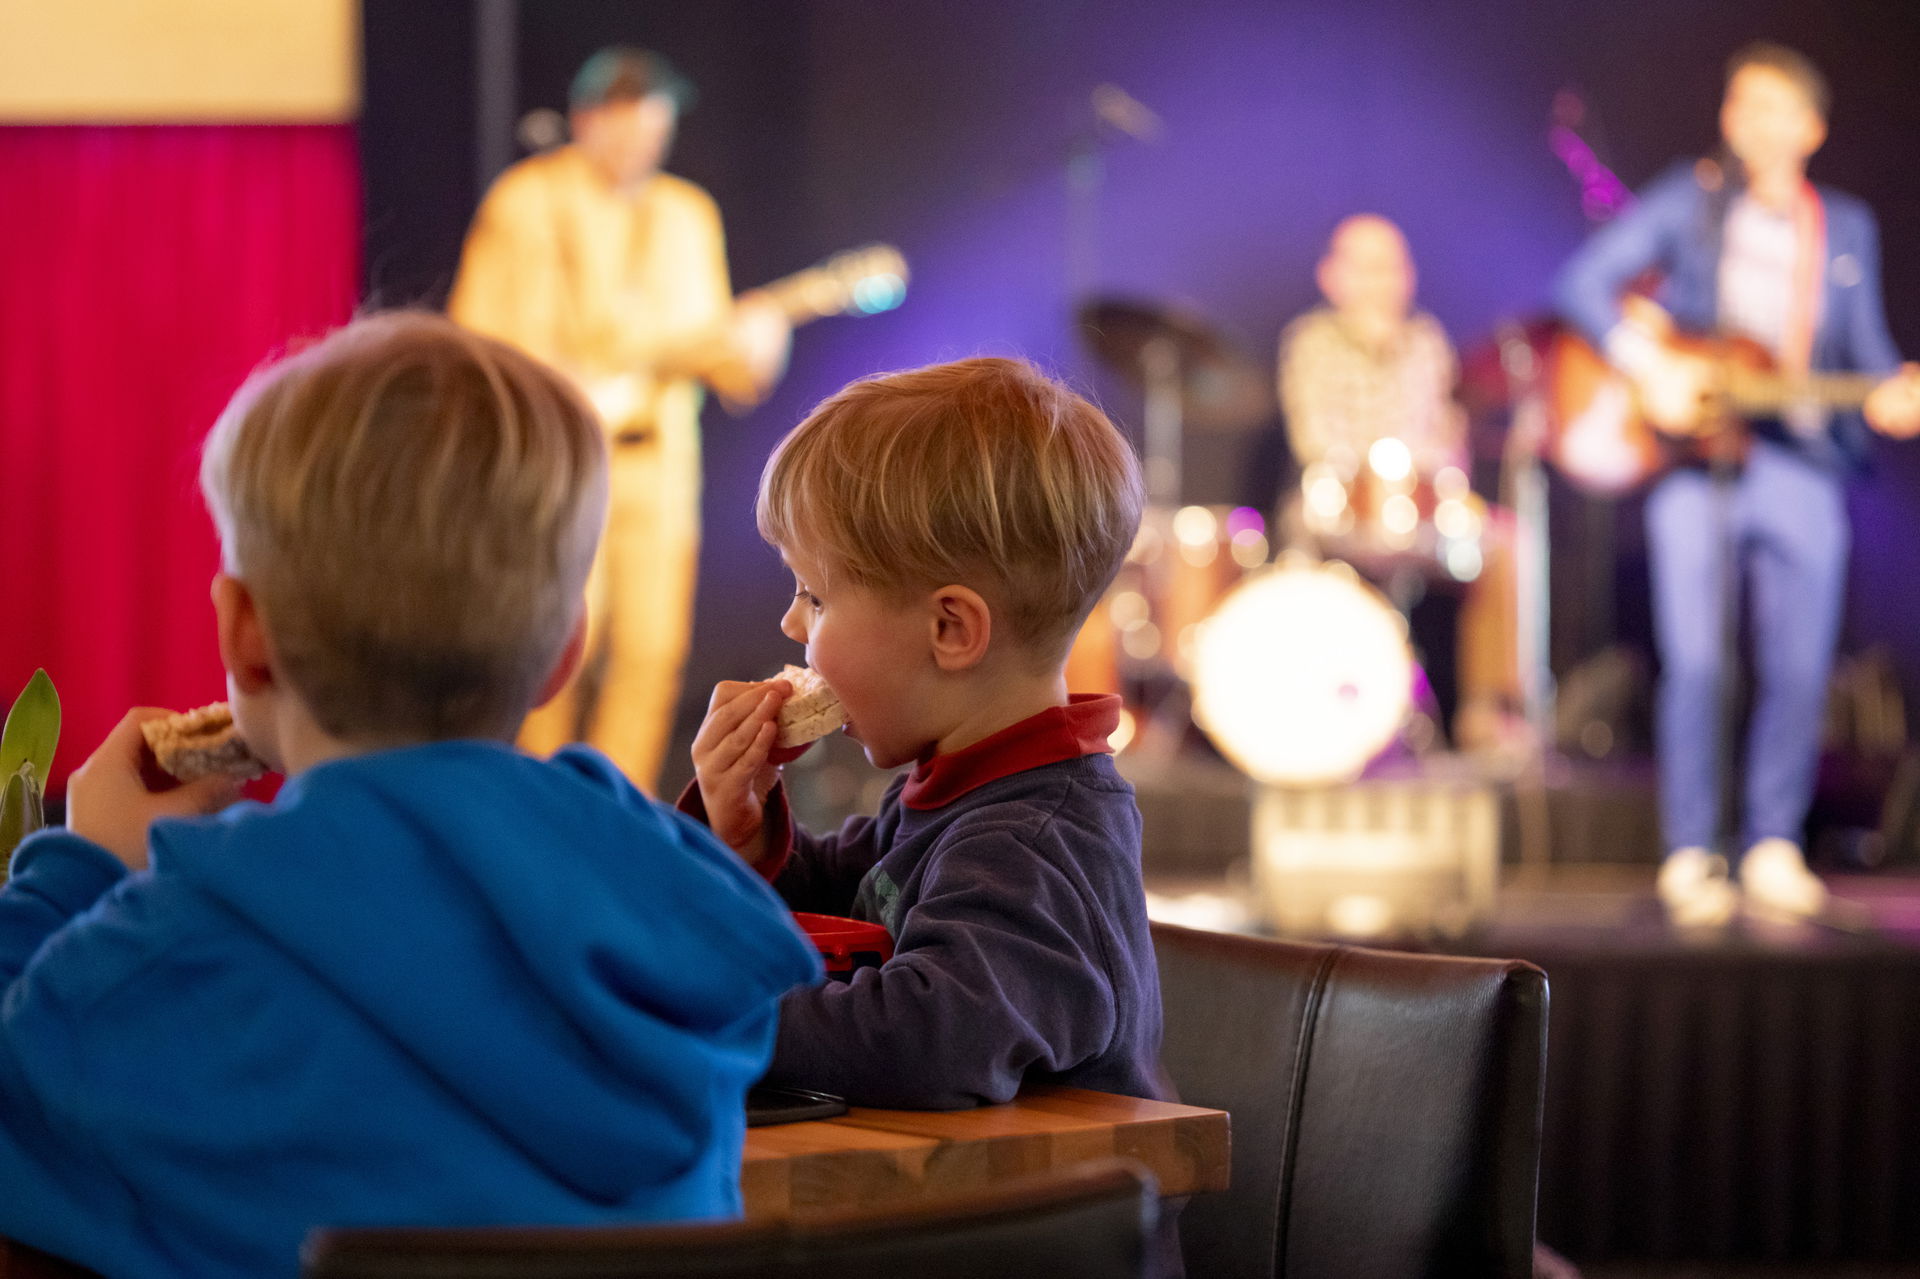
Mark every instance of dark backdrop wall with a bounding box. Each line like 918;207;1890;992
363;0;1920;796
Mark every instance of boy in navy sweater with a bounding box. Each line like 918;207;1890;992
0;314;819;1279
686;357;1161;1109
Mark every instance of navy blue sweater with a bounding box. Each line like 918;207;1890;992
757;697;1165;1109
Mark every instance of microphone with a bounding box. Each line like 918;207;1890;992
1091;84;1164;144
516;108;567;154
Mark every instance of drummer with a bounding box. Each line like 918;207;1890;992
1279;215;1464;480
1277;214;1521;750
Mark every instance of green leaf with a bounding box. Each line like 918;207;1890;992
0;768;29;875
0;669;59;784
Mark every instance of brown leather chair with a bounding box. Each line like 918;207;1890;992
1152;922;1548;1279
0;1239;103;1278
302;1158;1157;1279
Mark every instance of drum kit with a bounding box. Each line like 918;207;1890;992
1075;297;1491;785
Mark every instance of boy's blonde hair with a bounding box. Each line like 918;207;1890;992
200;311;608;741
757;357;1143;662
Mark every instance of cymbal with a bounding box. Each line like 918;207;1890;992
1078;297;1274;433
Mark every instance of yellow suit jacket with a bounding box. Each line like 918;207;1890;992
449;146;733;439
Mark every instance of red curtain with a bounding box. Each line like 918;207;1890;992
0;125;360;790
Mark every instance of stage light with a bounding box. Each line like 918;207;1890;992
1435;465;1470;499
1368;437;1413;484
1107;589;1149;629
1434;496;1481;541
1302;463;1349;531
1226;505;1265;537
1189;565;1412;785
1444;539;1483;582
1174;505;1219;567
1109;707;1137;753
1172;504;1217;547
1381;493;1419;538
1121;620;1161;662
1230;528;1269;568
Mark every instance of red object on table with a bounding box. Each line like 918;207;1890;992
792;912;892;980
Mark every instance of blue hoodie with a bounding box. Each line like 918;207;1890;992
0;742;820;1278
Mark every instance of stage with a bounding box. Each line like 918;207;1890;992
1133;747;1920;1270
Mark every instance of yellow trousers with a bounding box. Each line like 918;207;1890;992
520;419;701;793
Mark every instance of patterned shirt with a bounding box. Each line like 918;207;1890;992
1277;307;1463;474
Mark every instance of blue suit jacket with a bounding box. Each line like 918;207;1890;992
1556;159;1904;467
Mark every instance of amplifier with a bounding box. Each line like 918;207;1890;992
1253;779;1499;939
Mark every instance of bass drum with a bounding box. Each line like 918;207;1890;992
1188;560;1413;786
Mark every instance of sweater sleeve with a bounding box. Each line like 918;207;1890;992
762;827;1118;1108
674;776;893;914
0;837;148;1275
0;831;128;984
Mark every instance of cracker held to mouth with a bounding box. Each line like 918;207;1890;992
140;703;267;782
774;665;847;749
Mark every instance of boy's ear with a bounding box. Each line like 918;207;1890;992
534;604;590;708
211;573;275;696
928;585;992;672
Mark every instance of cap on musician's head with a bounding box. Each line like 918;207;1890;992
1725;41;1829;120
569;47;697;114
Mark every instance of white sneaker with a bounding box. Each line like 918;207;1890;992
1740;838;1827;919
1656;846;1739;928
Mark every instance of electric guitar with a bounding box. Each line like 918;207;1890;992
584;243;909;432
1543;299;1882;493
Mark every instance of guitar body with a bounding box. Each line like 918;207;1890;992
1540;326;1665;495
1543;325;1772;495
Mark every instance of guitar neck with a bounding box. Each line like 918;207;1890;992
759;270;840;329
1728;369;1880;415
751;245;908;329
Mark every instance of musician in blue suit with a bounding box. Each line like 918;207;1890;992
1557;42;1920;925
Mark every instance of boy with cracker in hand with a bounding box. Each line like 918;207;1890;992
0;313;818;1279
686;357;1163;1109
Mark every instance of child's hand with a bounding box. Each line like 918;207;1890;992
66;710;246;872
691;679;790;859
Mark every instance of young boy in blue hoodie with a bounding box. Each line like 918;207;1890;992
0;313;819;1279
684;357;1162;1110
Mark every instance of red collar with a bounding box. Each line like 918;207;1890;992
901;694;1121;811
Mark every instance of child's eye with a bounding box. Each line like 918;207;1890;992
793;588;822;609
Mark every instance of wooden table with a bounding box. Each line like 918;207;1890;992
0;1088;1229;1275
741;1084;1230;1218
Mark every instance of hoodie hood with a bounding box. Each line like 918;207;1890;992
150;741;820;1205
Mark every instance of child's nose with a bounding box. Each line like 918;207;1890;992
779;598;808;644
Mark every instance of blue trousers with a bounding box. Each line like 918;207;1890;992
1645;440;1848;853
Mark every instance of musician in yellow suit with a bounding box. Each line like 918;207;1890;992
451;48;790;790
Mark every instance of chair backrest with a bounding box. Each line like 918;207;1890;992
302;1158;1157;1279
1152;922;1547;1279
0;1239;104;1278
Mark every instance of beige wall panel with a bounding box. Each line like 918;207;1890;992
0;0;359;122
